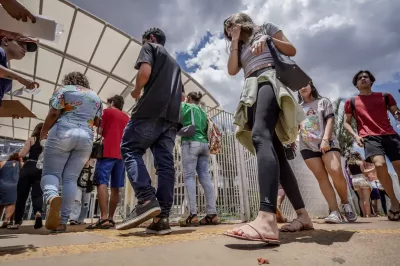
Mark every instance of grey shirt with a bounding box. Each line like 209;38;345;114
240;22;281;77
299;98;339;152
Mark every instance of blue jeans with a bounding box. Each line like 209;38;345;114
69;186;91;222
121;118;177;217
41;122;93;224
182;141;217;215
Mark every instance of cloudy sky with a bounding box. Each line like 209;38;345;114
69;0;400;114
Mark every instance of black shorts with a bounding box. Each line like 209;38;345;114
300;148;341;160
364;134;400;162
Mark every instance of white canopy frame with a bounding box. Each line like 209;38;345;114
0;0;220;140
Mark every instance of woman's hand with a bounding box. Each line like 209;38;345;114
231;25;241;41
320;139;331;154
251;35;269;56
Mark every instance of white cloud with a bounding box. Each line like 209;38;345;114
185;0;400;112
70;0;400;112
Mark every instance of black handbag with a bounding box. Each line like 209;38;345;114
284;145;296;160
265;34;312;92
90;103;103;159
177;105;196;137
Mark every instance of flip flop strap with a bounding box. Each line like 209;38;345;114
245;223;266;241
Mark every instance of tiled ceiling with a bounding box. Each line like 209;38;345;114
2;0;220;140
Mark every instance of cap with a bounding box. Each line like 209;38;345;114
15;36;38;52
0;30;38;52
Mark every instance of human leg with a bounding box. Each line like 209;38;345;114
92;158;114;224
180;141;201;226
78;191;91;223
109;159;126;222
226;83;282;241
69;187;83;222
304;156;339;212
117;119;163;230
13;167;31;225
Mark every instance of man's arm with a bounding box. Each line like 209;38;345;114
387;93;400;120
0;65;39;89
131;43;154;99
132;63;151;99
344;113;364;147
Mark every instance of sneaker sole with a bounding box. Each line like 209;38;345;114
325;219;342;224
116;207;161;230
145;228;172;235
45;196;62;230
345;216;357;223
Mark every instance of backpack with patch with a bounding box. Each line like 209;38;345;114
350;92;390;121
207;116;222;155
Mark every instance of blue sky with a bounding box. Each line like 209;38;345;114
176;32;213;73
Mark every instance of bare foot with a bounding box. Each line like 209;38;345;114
226;211;279;240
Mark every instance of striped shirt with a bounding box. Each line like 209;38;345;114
240;23;281;77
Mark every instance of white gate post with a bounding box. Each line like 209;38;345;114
235;139;250;222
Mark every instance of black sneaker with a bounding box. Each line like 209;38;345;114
116;198;161;230
145;217;172;235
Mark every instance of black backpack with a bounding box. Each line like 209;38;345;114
350;92;390;121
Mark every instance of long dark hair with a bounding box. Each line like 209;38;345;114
223;13;261;51
31;122;43;138
297;82;322;104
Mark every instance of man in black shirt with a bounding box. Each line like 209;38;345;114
117;28;183;234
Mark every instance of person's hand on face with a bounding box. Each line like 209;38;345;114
1;0;36;23
228;24;241;42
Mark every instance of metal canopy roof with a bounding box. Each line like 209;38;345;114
0;0;219;140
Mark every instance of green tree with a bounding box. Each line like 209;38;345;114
333;98;357;156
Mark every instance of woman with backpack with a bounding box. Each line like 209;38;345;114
179;92;219;227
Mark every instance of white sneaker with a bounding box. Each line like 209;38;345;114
325;211;344;224
342;204;357;223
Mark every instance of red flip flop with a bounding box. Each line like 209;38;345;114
223;223;280;245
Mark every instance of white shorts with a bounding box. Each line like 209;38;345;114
352;174;371;191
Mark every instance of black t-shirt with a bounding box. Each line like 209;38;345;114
132;43;184;124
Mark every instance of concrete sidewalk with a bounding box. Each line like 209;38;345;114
0;217;399;265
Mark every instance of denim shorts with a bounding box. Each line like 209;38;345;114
93;158;125;188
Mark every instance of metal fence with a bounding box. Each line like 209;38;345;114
14;109;367;223
116;108;332;222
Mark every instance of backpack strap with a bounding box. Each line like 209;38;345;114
383;92;389;110
350;97;356;117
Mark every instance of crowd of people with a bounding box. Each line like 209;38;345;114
0;3;399;246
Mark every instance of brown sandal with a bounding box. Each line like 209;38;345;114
280;219;314;232
199;214;219;225
179;214;199;227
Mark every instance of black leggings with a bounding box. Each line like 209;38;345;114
14;161;43;224
248;82;305;214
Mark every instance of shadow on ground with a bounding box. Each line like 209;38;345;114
0;224;93;235
0;244;37;256
225;229;356;250
118;229;196;238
